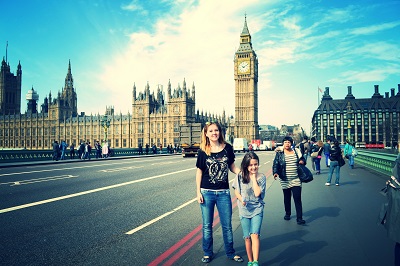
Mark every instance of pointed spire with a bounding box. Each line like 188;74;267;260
241;13;250;36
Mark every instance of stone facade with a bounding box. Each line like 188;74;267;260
0;62;228;150
233;16;259;143
311;85;400;147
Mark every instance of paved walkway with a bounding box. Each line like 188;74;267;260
177;160;395;266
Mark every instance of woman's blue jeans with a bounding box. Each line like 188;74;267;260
348;155;354;167
200;189;235;258
327;160;341;184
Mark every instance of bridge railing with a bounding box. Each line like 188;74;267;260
355;150;397;176
0;148;176;163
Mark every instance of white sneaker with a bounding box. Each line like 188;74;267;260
336;183;340;186
325;183;330;186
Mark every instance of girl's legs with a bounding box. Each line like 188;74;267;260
249;213;263;262
240;217;252;262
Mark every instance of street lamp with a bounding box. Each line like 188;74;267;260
346;102;353;142
101;115;110;143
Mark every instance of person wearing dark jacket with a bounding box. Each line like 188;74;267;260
273;136;307;225
326;139;342;186
52;140;60;161
380;150;400;265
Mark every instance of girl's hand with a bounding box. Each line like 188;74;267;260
273;174;279;180
241;201;246;206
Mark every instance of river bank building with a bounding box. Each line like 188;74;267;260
0;59;228;150
311;85;400;147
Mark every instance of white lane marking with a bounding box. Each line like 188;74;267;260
0;168;195;214
99;166;143;173
0;158;180;177
125;198;197;235
0;175;78;186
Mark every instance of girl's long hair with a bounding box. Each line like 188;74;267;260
200;122;226;156
240;151;259;184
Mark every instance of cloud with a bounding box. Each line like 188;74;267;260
97;1;260;116
121;1;142;11
350;21;400;35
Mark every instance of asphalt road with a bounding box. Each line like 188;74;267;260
0;152;395;266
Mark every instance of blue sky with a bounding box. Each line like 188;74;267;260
1;0;399;134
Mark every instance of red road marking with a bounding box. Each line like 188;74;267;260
148;199;238;266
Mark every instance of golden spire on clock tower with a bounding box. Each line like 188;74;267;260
234;15;259;142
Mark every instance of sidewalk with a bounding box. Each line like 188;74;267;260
177;161;395;266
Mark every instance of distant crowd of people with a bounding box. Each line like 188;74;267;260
52;140;112;161
137;143;180;155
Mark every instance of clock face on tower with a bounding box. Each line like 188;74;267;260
238;61;250;73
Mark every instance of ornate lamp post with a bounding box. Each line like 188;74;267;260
346;102;353;142
101;115;110;143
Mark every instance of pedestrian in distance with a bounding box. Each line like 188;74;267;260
69;143;75;159
232;152;266;266
60;140;68;160
326;139;342;186
343;139;355;169
138;143;143;155
323;138;331;167
95;141;102;159
145;143;149;155
152;144;157;154
78;142;85;160
296;136;310;162
102;142;109;158
311;140;324;174
273;136;307;225
195;121;244;264
52;140;60;161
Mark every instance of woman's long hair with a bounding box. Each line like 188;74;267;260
200;122;226;156
240;151;259;184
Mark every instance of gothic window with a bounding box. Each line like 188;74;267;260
52;127;56;135
174;105;180;114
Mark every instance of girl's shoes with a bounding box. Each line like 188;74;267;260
252;261;259;266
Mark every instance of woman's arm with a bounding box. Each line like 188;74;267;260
229;163;240;174
196;168;203;203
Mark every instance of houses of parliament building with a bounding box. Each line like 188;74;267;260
0;18;260;150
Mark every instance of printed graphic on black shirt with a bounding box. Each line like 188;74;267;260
206;154;229;184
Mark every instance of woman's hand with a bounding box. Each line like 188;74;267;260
273;173;279;180
197;193;204;204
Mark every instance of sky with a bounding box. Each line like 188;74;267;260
1;0;399;135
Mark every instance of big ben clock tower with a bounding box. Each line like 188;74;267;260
234;16;259;142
